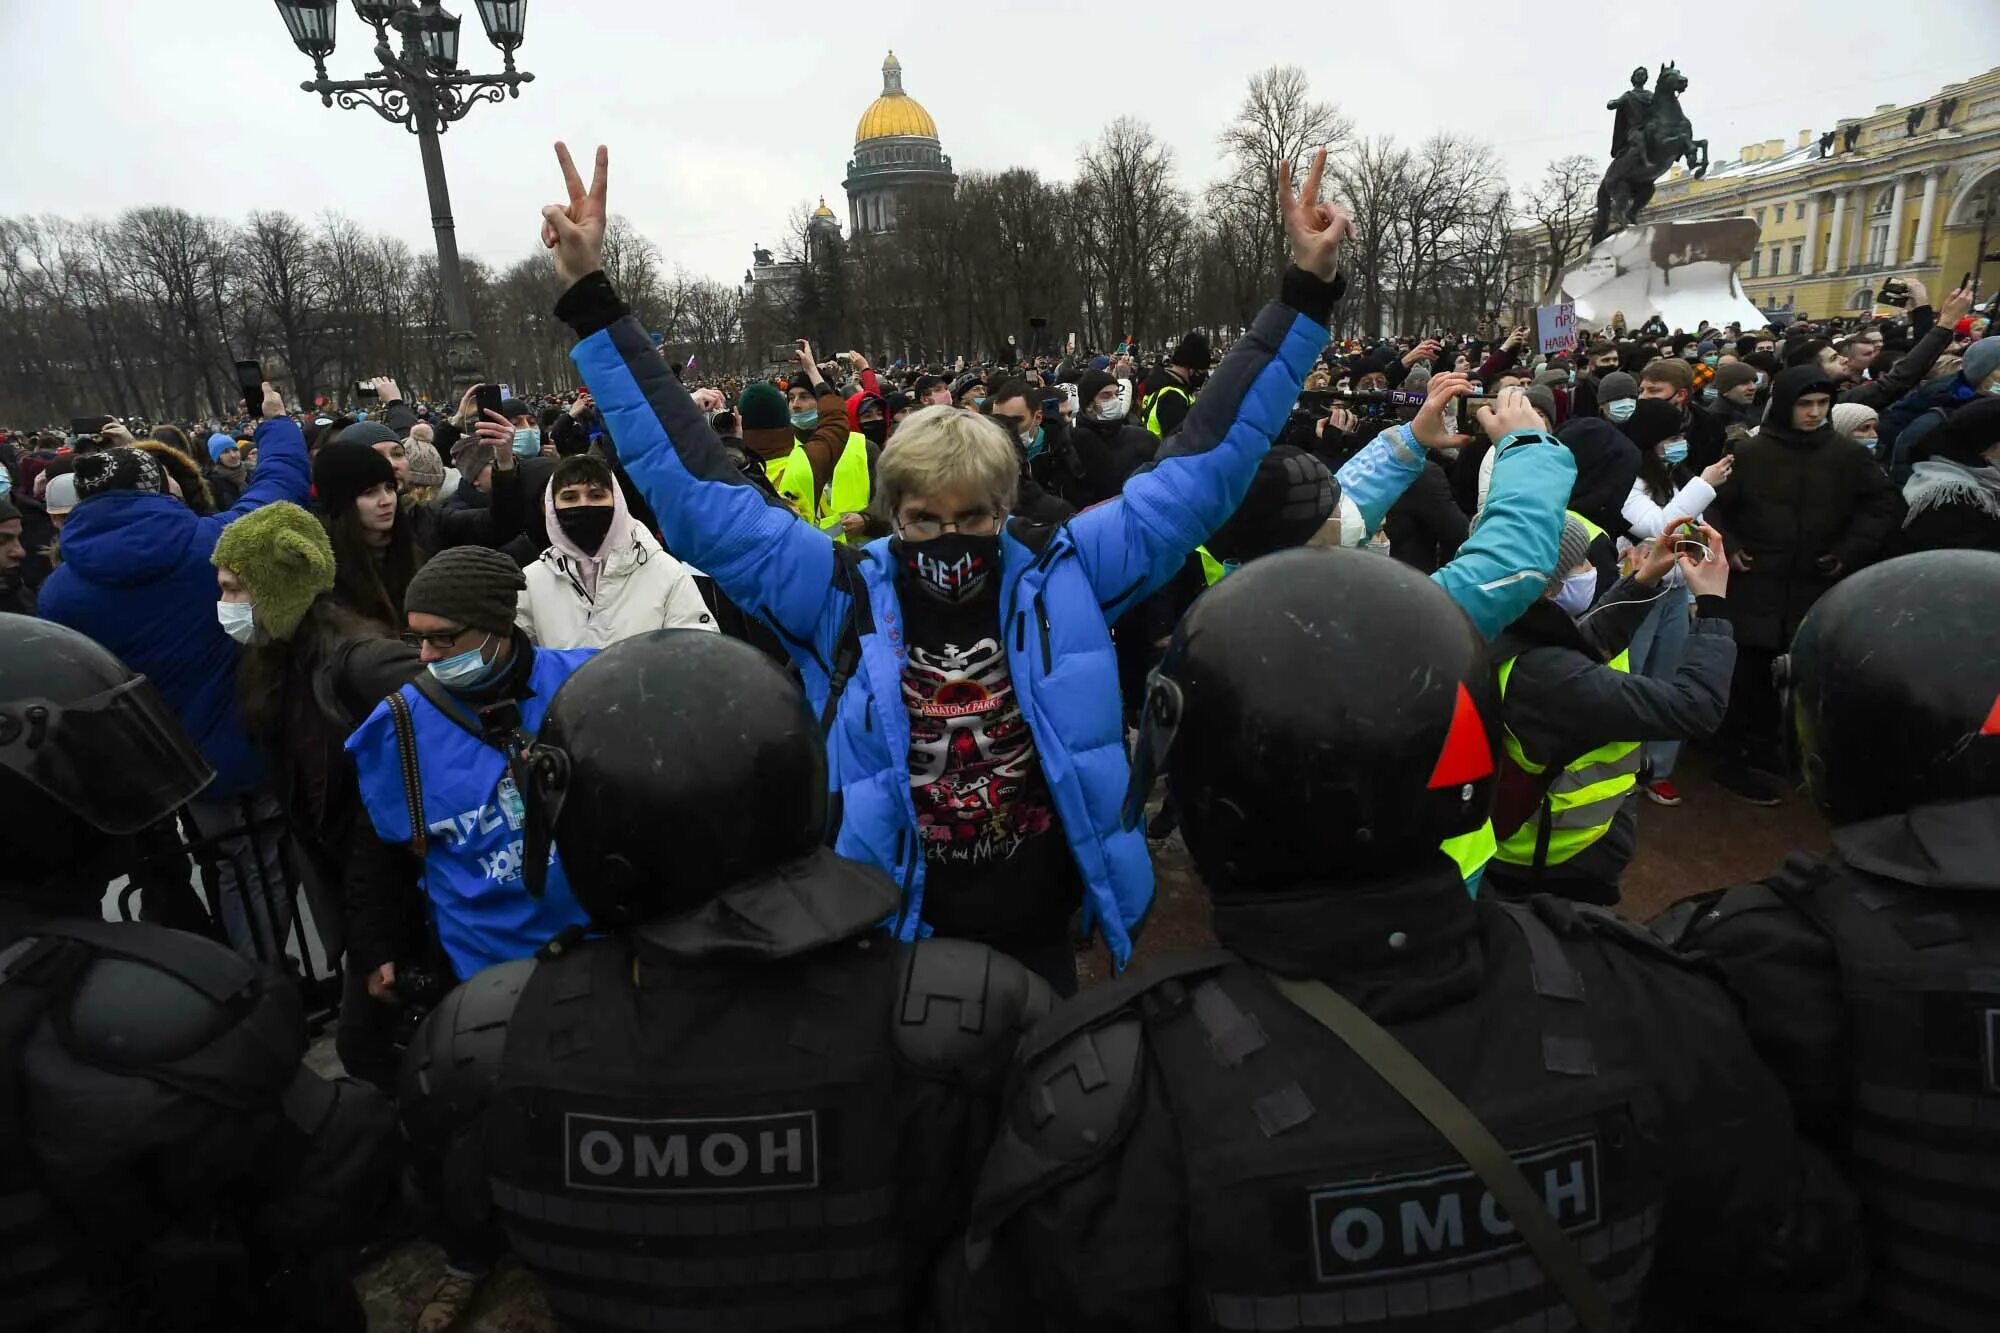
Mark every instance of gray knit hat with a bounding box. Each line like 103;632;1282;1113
1524;385;1558;426
403;438;446;488
1546;514;1594;596
404;546;526;637
1596;371;1639;405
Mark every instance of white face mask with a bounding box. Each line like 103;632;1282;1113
1552;569;1597;618
217;599;257;644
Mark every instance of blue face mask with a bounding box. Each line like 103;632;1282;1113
1552;569;1597;617
1701;386;1719;402
1662;440;1689;465
790;409;818;431
428;634;500;691
1607;399;1638;423
512;428;541;458
1701;355;1718;366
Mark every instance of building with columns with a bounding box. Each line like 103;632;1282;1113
842;51;956;236
1635;64;2000;318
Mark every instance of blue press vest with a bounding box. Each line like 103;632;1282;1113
347;647;595;978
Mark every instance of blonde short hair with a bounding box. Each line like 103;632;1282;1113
870;405;1019;525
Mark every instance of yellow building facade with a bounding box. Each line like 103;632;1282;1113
1531;64;2000;322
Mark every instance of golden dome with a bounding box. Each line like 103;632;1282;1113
855;49;938;144
812;197;836;220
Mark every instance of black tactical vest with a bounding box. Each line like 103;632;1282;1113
1775;856;2000;1332
484;931;910;1333
1140;906;1663;1331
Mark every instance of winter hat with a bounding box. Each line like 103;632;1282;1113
311;441;397;517
1087;355;1111;372
1961;336;2000;387
1711;362;1758;397
1077;369;1118;411
1524;385;1558;426
44;473;78;516
0;496;17;527
1622;399;1683;452
1546;515;1594;594
72;446;165;502
207;432;238;463
403;438;446;488
1203;445;1336;564
738;382;791;432
333;420;400;449
1534;368;1570;388
1595;371;1638;406
403;545;527;638
211;502;335;641
1169;331;1212;371
1917;396;2000;466
1404;367;1433;392
1829;403;1879;441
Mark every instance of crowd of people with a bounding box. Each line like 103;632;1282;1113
1;133;1998;1333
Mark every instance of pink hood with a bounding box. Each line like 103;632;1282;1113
542;469;637;601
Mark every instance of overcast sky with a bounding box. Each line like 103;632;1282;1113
3;1;1994;285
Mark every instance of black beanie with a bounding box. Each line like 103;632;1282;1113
1170;331;1212;371
404;546;527;637
1203;445;1336;563
312;441;397;517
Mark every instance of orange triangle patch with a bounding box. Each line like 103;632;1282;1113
1428;682;1495;788
1981;693;2000;737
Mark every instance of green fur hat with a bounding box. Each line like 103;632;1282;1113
211;502;335;641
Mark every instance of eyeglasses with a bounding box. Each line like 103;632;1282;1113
895;511;1003;540
402;624;473;651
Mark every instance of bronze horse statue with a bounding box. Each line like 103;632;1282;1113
1591;63;1709;245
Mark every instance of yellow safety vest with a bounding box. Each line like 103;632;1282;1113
765;434;873;543
1492;649;1640;869
1440;821;1497;896
1144;383;1192;438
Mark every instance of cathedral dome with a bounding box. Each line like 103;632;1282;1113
854;50;938;143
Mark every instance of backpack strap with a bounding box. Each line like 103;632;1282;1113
820;546;874;739
387;692;427;858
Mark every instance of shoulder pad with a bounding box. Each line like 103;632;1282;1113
399;957;535;1147
1514;894;1713;974
891;939;1055;1080
966;1013;1147;1244
1648;882;1790;949
36;920;262;1066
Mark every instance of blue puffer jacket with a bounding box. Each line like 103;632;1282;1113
572;276;1375;969
346;646;595;978
39;416;312;798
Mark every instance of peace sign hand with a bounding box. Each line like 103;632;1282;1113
1278;148;1350;283
543;141;608;286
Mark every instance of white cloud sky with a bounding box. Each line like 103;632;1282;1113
2;0;1993;285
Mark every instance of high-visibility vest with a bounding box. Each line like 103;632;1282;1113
765;434;873;543
1144;382;1192;438
1440;820;1497;896
1492;648;1640;870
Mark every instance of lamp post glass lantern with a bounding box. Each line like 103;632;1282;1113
273;0;532;394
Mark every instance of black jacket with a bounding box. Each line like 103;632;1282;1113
1557;417;1642;537
1706;366;1905;649
964;864;1863;1330
1383;455;1468;572
1038;415;1156;509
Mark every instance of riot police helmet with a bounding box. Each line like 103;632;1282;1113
1124;548;1496;895
1787;549;2000;825
0;614;214;889
524;629;828;927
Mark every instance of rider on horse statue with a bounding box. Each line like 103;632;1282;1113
1593;62;1710;245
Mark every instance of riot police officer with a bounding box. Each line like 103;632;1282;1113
0;614;397;1330
1656;549;2000;1333
399;629;1052;1332
960;550;1862;1331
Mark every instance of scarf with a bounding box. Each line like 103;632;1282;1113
1903;458;2000;524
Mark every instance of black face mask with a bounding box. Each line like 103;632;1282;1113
859;420;887;445
555;503;615;555
1189;369;1210;390
894;532;1000;605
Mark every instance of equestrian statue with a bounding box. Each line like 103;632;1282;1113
1592;62;1710;245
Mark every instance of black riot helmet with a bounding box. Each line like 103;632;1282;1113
1787;550;2000;826
1128;548;1496;894
0;614;213;892
523;629;828;928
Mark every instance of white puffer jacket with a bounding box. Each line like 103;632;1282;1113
516;472;716;650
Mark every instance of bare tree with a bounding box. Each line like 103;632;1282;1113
1215;66;1350;289
1071;117;1192;347
1523;154;1600;298
1329;136;1410;337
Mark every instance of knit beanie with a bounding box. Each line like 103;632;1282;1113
1711;362;1758;397
403;439;446;488
1169;331;1212;371
1546;515;1593;595
1524;385;1557;426
311;441;397;517
333;420;401;450
738;382;791;432
1595;371;1639;405
72;446;165;502
1828;403;1878;440
207;432;238;463
403;546;527;637
211;502;335;641
1961;336;2000;388
1623;398;1683;452
1203;446;1336;564
450;431;494;476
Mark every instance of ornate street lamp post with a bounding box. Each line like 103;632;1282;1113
273;0;532;391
